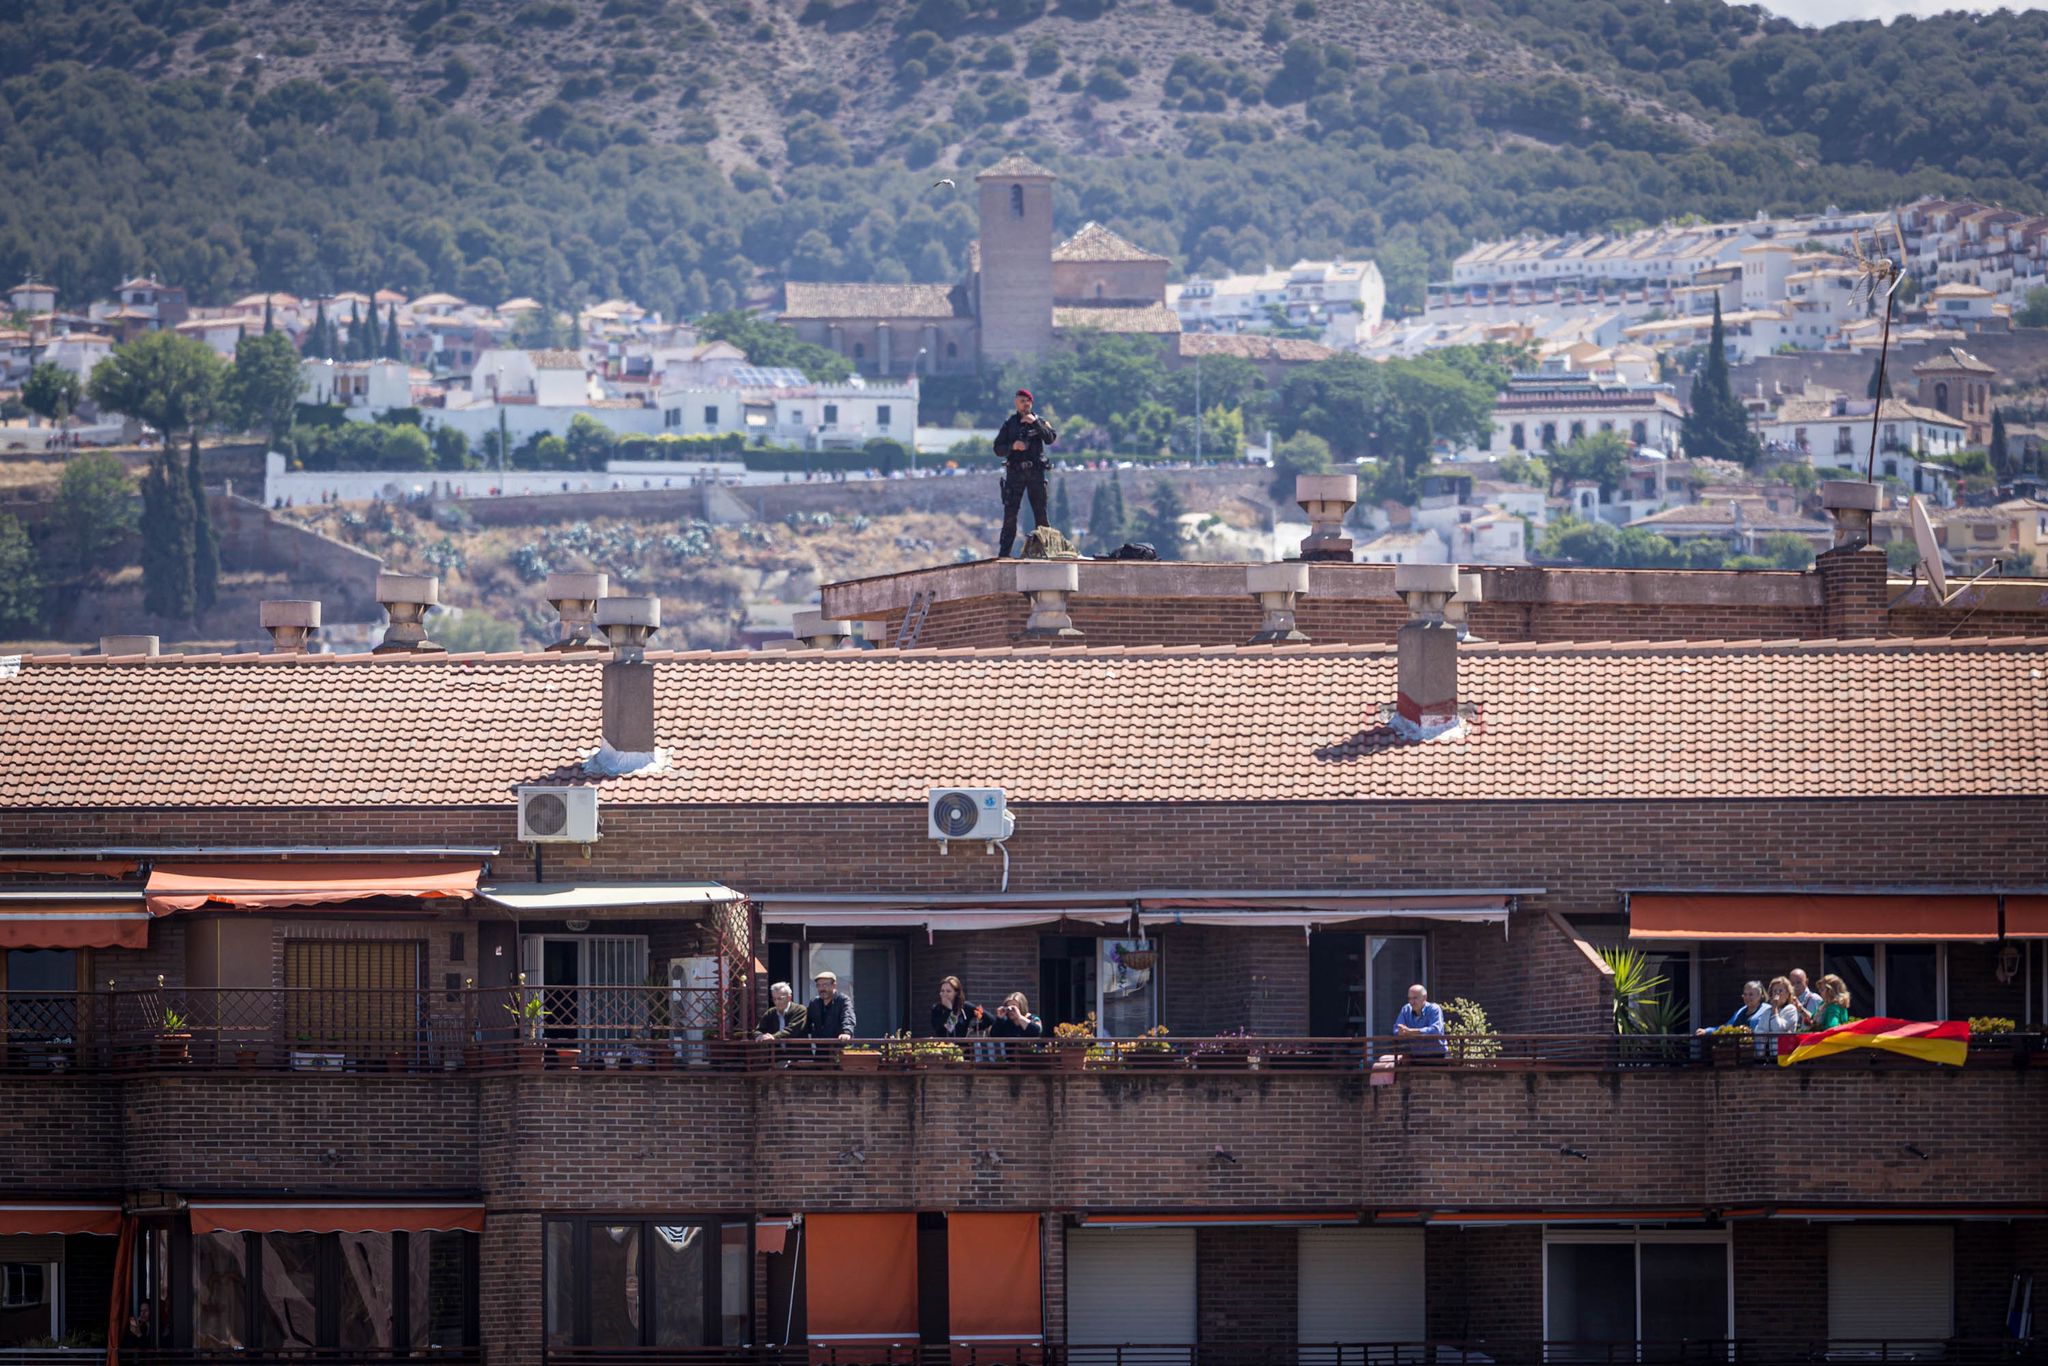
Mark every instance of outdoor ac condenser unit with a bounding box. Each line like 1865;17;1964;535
927;787;1013;843
517;785;599;844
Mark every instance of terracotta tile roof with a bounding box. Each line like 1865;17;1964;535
1053;222;1167;264
528;349;584;370
977;154;1054;180
3;639;2045;809
781;282;969;321
1053;304;1181;335
1177;333;1334;363
1913;346;1995;375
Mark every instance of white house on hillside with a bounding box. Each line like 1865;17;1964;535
655;379;919;450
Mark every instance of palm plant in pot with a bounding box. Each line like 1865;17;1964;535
504;985;549;1072
157;1005;192;1068
1597;947;1669;1066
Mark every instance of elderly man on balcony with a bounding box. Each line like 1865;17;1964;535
1393;983;1447;1059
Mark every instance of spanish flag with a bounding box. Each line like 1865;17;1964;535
1777;1017;1970;1068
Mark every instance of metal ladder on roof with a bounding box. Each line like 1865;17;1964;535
895;590;932;649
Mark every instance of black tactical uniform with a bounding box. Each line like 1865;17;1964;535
992;407;1057;557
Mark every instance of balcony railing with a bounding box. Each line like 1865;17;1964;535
540;1341;2043;1365
0;991;2035;1077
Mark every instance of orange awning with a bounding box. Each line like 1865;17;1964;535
0;901;150;949
1075;1212;1355;1227
2006;896;2048;939
756;1219;791;1256
948;1213;1040;1342
805;1213;918;1344
0;1202;123;1236
0;859;140;878
145;862;481;915
1629;892;1998;942
187;1202;485;1235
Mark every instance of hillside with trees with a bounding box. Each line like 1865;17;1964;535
1;0;2042;321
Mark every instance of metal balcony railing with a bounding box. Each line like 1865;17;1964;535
0;992;2035;1077
538;1341;2043;1365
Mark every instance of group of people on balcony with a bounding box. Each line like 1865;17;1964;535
928;977;1045;1039
751;973;1048;1045
1698;968;1854;1040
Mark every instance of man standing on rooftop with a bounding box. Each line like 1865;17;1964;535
993;387;1056;558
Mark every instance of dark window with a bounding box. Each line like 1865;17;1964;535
852;343;864;360
877;405;891;427
1935;381;1950;410
544;1217;748;1348
1510;424;1525;450
823;403;838;425
946;342;958;358
6;948;75;1049
449;932;465;964
1010;184;1024;217
704;406;719;425
1632;421;1648;444
194;1230;475;1354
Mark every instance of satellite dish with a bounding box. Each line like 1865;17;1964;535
1909;495;1948;603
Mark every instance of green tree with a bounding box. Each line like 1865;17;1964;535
1268;430;1332;503
1087;472;1127;552
56;450;133;580
229;330;303;451
2018;287;2048;329
1867;354;1893;400
1051;477;1072;536
1680;300;1760;467
187;428;219;614
1276;353;1493;477
305;301;332;360
22;364;81;429
262;297;275;335
1134;476;1188;560
346;301;366;360
432;424;472;469
564;413;618;470
1546;430;1632;495
383;303;402;360
0;513;42;640
88;331;226;620
1989;408;2012;481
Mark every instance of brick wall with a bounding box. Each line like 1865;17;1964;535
1197;1226;1296;1355
1817;546;1888;639
1731;1221;1826;1341
1425;1226;1543;1342
0;1080;123;1189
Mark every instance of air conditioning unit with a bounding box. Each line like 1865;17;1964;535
517;785;600;844
927;787;1013;844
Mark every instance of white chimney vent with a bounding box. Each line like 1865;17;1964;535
1014;561;1081;639
545;572;608;650
790;609;857;650
595;595;660;662
99;635;159;658
374;573;440;652
1246;562;1310;643
260;600;321;654
1295;474;1358;562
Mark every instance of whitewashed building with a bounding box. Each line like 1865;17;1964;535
1169;259;1385;346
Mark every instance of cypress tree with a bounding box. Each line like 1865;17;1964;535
308;302;330;359
1086;480;1116;553
1990;408;2012;481
1867;354;1893;400
1681;299;1760;466
188;429;218;615
1108;470;1127;541
1052;477;1072;536
140;447;196;620
383;302;402;360
347;301;365;360
262;297;274;335
1136;476;1188;560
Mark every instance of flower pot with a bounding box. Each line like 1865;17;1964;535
1126;1050;1178;1070
841;1050;881;1073
517;1043;546;1072
235;1048;260;1071
551;1047;582;1070
157;1034;192;1068
1058;1045;1088;1072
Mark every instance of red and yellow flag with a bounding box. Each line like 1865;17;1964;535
1777;1017;1969;1068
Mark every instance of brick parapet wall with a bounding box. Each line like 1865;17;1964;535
7;1068;2037;1213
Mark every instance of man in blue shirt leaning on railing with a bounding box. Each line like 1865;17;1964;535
1394;983;1448;1059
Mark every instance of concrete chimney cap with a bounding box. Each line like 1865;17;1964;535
1295;473;1359;504
259;599;322;629
544;571;608;603
375;572;439;607
595;595;661;630
1246;561;1310;595
1393;563;1461;597
99;634;159;657
1013;560;1080;594
791;609;853;638
1456;571;1484;604
1820;480;1883;513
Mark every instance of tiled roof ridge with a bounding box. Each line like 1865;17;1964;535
18;634;2048;668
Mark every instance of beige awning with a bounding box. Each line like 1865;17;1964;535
478;882;740;914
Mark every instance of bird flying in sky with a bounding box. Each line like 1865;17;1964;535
931;178;956;191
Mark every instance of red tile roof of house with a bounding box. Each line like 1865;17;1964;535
3;639;2044;809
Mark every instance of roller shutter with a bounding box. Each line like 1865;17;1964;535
1065;1228;1194;1350
1297;1227;1425;1346
1827;1225;1953;1344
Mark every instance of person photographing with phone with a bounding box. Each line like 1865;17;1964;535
992;388;1057;558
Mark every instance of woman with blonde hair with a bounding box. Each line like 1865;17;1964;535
1756;976;1802;1037
1811;974;1853;1030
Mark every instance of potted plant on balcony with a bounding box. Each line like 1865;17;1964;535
290;1032;345;1071
1052;1014;1095;1072
1443;997;1502;1066
1122;1025;1177;1069
1707;1024;1754;1067
1192;1027;1255;1071
890;1035;963;1069
503;991;549;1072
156;1006;192;1068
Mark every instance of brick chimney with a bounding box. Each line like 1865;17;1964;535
1816;480;1887;639
1246;562;1309;643
544;572;608;651
1295;474;1357;562
259;600;321;654
1393;564;1461;736
373;573;441;653
595;595;660;756
99;635;158;657
1015;561;1081;639
790;609;857;650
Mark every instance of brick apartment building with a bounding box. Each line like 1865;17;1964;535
0;481;2045;1361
